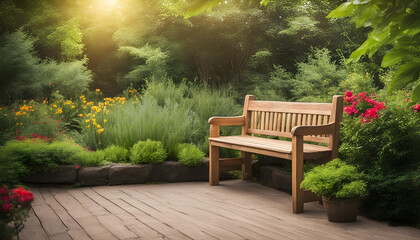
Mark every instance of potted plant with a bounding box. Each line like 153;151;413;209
300;159;366;222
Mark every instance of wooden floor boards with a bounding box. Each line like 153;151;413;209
19;180;419;240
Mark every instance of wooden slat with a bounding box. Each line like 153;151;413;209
286;113;291;132
273;112;278;131
257;111;261;129
219;158;244;172
261;111;266;130
248;101;332;115
269;112;273;131
250;111;255;129
291;113;297;129
281;113;286;132
302;114;307;126
297;114;302;127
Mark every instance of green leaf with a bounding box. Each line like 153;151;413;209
382;47;420;67
184;0;220;19
389;62;420;91
327;2;358;18
260;0;270;6
410;82;420;103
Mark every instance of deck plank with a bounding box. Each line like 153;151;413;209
18;181;420;240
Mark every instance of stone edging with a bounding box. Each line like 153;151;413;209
24;160;210;186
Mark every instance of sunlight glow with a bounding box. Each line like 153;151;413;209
104;0;119;8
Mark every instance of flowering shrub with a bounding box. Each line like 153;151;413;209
344;91;386;123
340;93;420;225
0;186;34;240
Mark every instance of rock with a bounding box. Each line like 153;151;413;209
260;166;274;186
78;166;110;186
271;168;292;193
23;165;77;184
260;166;292;193
149;161;208;182
109;165;153;185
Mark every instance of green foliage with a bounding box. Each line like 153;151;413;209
253;65;293;101
130;139;167;164
0;30;45;103
46;18;84;61
103;145;129;163
177;143;204;167
119;44;168;89
0;30;92;103
340;93;420;224
340;63;377;94
328;0;420;103
41;59;92;99
292;48;347;102
0;151;28;188
0;139;104;182
300;159;366;198
103;96;197;158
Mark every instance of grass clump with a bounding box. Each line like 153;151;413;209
177;143;204;167
103;145;129;163
130;139;167;164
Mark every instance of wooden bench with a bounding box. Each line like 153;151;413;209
208;95;343;213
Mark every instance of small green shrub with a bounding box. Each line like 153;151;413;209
300;159;366;198
177;144;204;167
75;150;105;167
103;145;129;163
130;139;167;164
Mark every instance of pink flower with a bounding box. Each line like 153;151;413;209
75;165;79;170
411;104;420;112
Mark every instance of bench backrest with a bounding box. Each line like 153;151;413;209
241;95;343;148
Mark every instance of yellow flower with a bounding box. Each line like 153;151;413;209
96;124;101;128
4;114;7;116
79;114;83;117
85;119;90;123
71;105;75;108
96;89;100;92
104;119;107;123
97;128;104;134
53;105;57;108
87;125;90;128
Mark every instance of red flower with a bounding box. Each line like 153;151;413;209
75;165;79;169
411;104;420;113
12;187;34;203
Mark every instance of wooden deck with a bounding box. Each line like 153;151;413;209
20;180;419;240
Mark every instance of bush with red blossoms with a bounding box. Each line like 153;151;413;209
344;91;386;123
411;104;420;113
0;186;33;240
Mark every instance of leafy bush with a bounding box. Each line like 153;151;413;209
0;139;104;180
301;159;366;198
177;144;204;167
130;139;167;164
103;145;129;163
0;30;92;103
340;93;420;225
291;48;347;102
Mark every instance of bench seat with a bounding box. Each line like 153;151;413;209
209;135;331;160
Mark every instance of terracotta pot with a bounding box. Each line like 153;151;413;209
322;196;360;222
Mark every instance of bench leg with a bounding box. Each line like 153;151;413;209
292;135;304;214
241;152;252;180
209;144;219;186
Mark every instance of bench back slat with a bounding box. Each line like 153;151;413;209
243;96;342;145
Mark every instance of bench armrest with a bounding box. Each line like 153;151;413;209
291;122;335;136
208;116;245;126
